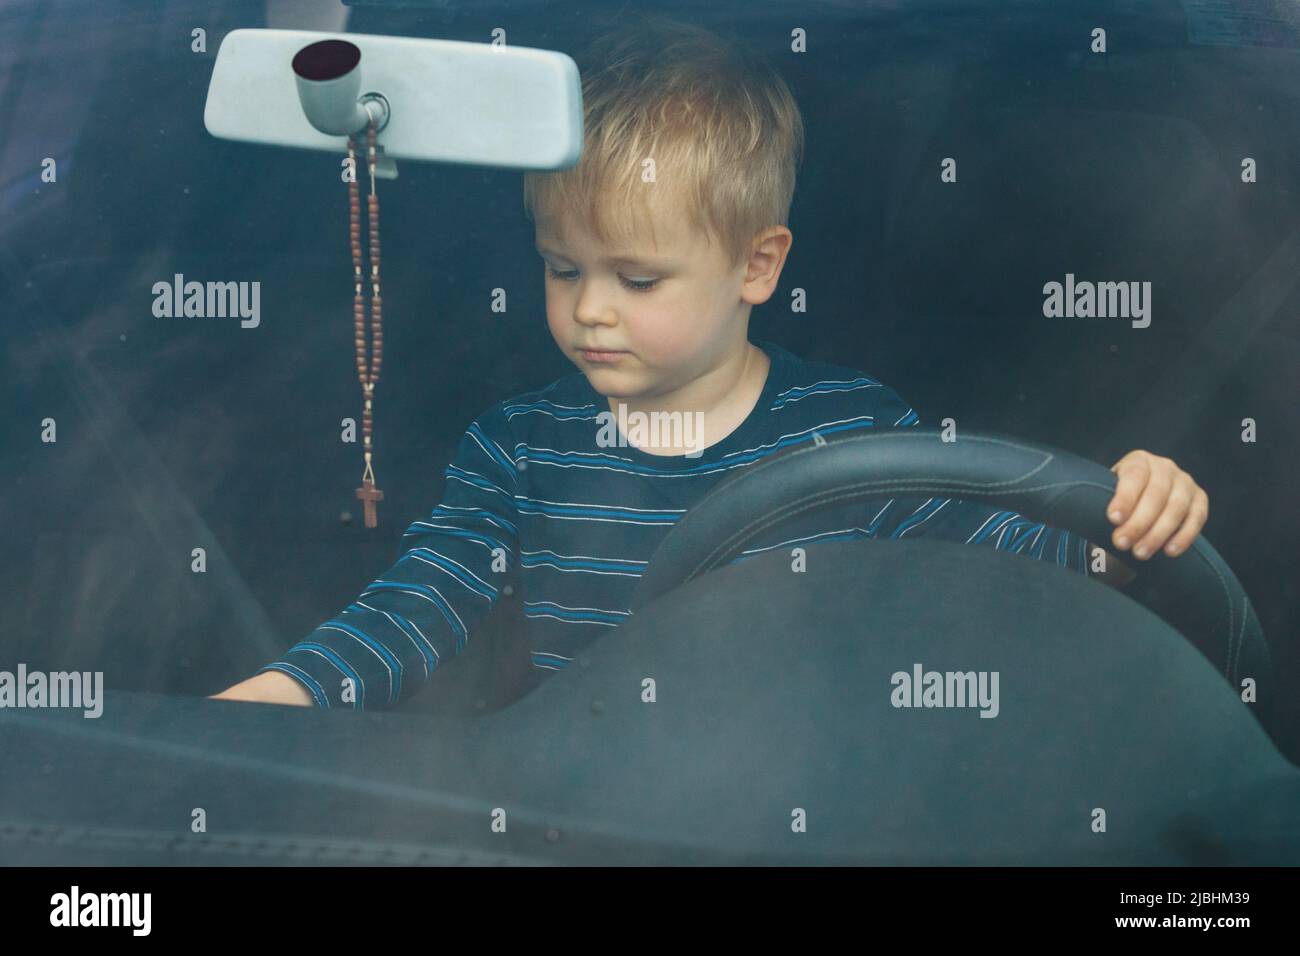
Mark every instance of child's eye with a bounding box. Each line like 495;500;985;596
546;267;659;293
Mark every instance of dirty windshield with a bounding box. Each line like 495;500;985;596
1;0;1297;890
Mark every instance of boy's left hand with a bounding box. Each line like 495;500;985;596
1106;450;1208;559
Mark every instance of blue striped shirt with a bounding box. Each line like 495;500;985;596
262;340;1092;708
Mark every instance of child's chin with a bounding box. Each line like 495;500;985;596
584;372;638;398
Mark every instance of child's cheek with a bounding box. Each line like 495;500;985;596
633;307;696;365
544;298;569;347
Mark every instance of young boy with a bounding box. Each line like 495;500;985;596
214;19;1208;709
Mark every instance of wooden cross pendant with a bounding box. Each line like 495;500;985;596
355;479;384;528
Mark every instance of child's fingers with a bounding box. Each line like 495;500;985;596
1131;485;1194;559
1161;488;1209;557
1111;464;1173;552
1107;454;1150;524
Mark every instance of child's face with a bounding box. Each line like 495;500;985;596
535;204;755;405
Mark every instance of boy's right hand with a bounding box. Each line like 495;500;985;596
210;671;315;707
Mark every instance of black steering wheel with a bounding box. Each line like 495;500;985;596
630;429;1276;734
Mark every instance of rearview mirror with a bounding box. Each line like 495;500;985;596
203;29;583;179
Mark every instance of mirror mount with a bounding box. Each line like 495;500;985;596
287;38;399;176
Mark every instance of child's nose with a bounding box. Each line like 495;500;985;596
572;291;618;327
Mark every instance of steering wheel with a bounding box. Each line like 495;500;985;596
629;429;1276;735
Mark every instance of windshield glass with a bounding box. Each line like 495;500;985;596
2;0;1297;869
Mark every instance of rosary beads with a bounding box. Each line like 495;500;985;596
347;116;384;528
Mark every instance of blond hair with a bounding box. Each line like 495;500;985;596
523;16;805;269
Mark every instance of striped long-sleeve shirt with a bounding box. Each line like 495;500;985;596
262;339;1093;708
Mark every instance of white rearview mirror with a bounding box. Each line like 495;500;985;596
204;29;583;179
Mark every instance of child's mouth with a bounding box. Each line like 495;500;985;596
579;348;628;363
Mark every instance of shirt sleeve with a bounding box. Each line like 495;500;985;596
259;404;519;709
865;385;1095;576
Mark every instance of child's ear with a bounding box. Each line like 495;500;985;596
741;227;793;304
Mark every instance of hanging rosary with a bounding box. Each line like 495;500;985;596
347;116;384;528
